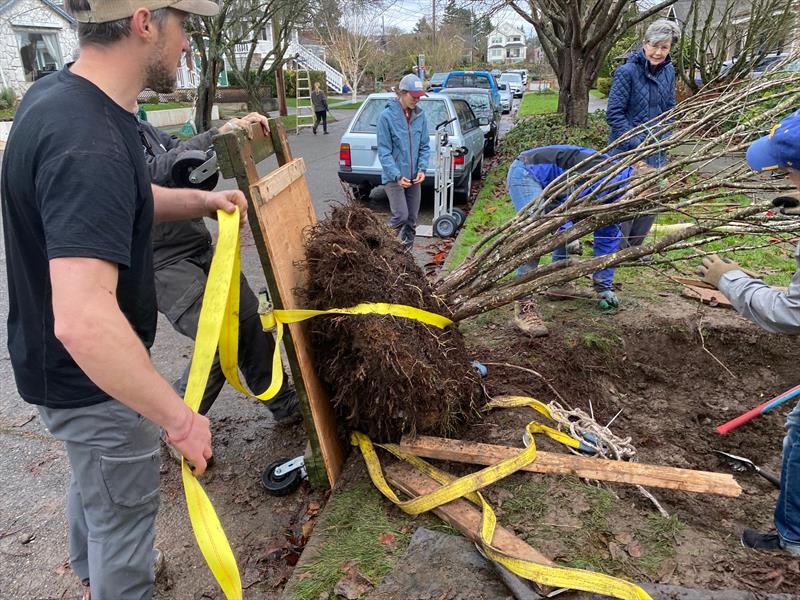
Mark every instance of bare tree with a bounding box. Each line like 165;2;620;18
315;0;391;102
675;0;795;93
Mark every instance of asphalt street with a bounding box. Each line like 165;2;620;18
0;100;520;598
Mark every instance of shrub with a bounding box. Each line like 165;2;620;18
0;87;17;110
595;77;612;98
227;69;326;99
502;111;610;157
145;94;160;104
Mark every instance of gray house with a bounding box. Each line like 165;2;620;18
0;0;78;96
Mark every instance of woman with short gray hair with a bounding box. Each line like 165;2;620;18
606;18;680;249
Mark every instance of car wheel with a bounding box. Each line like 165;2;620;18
350;184;372;201
457;168;473;200
485;134;497;157
472;156;484;181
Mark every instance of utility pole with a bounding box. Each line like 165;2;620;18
271;14;288;117
431;0;436;70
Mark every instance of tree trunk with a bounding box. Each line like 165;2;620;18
195;56;221;133
557;47;590;127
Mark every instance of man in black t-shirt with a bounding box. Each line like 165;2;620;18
0;1;244;598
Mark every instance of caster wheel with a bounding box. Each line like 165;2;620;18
261;457;302;496
432;214;458;238
170;150;219;191
451;207;467;228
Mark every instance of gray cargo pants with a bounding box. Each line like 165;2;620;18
154;250;296;418
618;214;657;249
37;400;161;600
385;181;421;249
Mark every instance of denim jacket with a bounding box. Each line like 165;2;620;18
376;98;430;184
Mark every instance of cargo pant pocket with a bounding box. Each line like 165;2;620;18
100;449;161;508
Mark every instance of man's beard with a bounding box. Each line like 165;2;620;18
144;60;176;94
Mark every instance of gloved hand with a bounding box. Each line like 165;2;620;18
598;290;620;309
772;192;800;215
697;254;741;288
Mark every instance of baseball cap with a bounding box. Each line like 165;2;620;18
746;109;800;172
397;73;426;98
72;0;219;24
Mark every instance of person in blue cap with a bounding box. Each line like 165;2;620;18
698;109;800;557
377;73;431;249
507;145;648;336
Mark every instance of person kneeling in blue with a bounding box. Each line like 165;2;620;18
508;145;645;336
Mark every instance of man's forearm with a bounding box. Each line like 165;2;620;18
720;271;800;335
152;184;211;223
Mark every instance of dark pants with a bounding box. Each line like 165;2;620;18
154;250;296;418
618;214;657;249
385;180;421;248
313;110;327;133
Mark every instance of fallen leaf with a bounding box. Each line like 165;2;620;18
55;560;70;576
297;571;314;582
302;520;315;539
657;559;677;583
608;541;626;561
626;540;643;558
486;206;498;214
378;532;396;545
306;501;321;516
333;565;373;600
614;532;633;545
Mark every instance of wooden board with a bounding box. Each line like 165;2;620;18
399;436;742;497
385;462;554;595
250;158;344;487
681;283;733;308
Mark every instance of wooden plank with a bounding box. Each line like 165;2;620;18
215;122;276;179
672;277;716;290
385;462;554;595
269;118;293;165
681;284;733;308
399;436;742;497
250;158;344;487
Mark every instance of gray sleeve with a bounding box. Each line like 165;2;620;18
719;245;800;334
145;128;218;186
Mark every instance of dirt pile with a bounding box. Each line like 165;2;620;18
302;203;483;441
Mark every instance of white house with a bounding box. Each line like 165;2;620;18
487;22;527;65
0;0;78;96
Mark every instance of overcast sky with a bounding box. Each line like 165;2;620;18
383;0;534;35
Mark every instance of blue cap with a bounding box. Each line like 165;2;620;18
746;109;800;171
397;73;426;97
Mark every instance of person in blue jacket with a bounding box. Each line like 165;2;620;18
507;145;645;336
377;73;431;249
607;19;680;250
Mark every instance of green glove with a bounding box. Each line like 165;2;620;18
697;254;740;288
598;290;620;309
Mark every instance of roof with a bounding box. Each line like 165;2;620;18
439;87;492;96
490;22;525;39
0;0;76;25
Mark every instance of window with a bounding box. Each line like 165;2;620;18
445;73;492;89
452;99;478;132
511;36;521;42
490;36;503;45
16;30;62;82
350;98;453;135
507;48;521;58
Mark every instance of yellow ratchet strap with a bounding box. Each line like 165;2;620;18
351;410;652;599
180;209;455;599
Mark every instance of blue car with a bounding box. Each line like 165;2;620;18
440;71;501;107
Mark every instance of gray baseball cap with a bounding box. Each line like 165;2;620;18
71;0;219;23
397;73;426;98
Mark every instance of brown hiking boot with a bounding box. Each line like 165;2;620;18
513;301;549;337
541;282;595;301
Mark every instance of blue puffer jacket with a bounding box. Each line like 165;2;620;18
606;49;675;167
376;98;430;185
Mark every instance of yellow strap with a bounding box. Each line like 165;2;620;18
180;210;456;599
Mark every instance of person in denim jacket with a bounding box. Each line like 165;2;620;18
377;73;431;249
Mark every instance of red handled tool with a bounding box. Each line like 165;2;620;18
717;383;800;434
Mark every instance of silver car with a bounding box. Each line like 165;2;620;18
497;82;512;113
499;72;524;98
338;92;486;201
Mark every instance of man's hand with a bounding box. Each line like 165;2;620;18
398;176;413;188
204;190;248;228
219;112;270;138
698;254;741;288
165;407;213;476
598;290;620;309
413;171;426;184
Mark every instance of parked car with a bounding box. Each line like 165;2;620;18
439;87;501;156
490;68;502;79
499;71;524;97
428;72;448;90
507;68;529;85
497;82;512;114
440;70;501;107
338;92;486;201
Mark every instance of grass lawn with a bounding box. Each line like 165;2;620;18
516;92;559;118
0;108;15;120
589;89;605;99
141;102;193;111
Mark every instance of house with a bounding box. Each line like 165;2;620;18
0;0;78;96
487;22;527;65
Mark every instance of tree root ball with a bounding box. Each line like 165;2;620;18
302;202;484;442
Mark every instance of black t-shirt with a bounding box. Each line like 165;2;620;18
1;65;156;409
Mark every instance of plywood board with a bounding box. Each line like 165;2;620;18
250;158;344;486
400;436;742;497
681;284;733;308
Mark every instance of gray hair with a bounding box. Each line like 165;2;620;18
644;19;681;46
67;0;169;46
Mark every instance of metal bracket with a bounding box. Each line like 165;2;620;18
274;455;306;478
189;154;219;185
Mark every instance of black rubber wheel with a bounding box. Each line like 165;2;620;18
170;151;220;191
451;207;467;228
472;156;484;180
457;169;473;200
433;214;458;238
261;457;302;496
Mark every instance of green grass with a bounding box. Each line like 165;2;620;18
288;482;411;600
141;102;193;111
516;92;559;117
0;108;15;120
590;89;605;99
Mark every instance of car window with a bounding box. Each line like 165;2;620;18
430;73;446;84
452;99;479;132
444;92;492;117
500;73;522;83
350;97;452;135
445;73;492;90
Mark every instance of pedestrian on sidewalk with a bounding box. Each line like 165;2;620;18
376;73;430;249
507;145;649;336
137;115;300;429
698;109;800;558
1;2;235;599
311;81;328;134
607;19;680;251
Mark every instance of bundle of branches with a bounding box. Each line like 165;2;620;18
302;203;483;442
440;66;800;320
